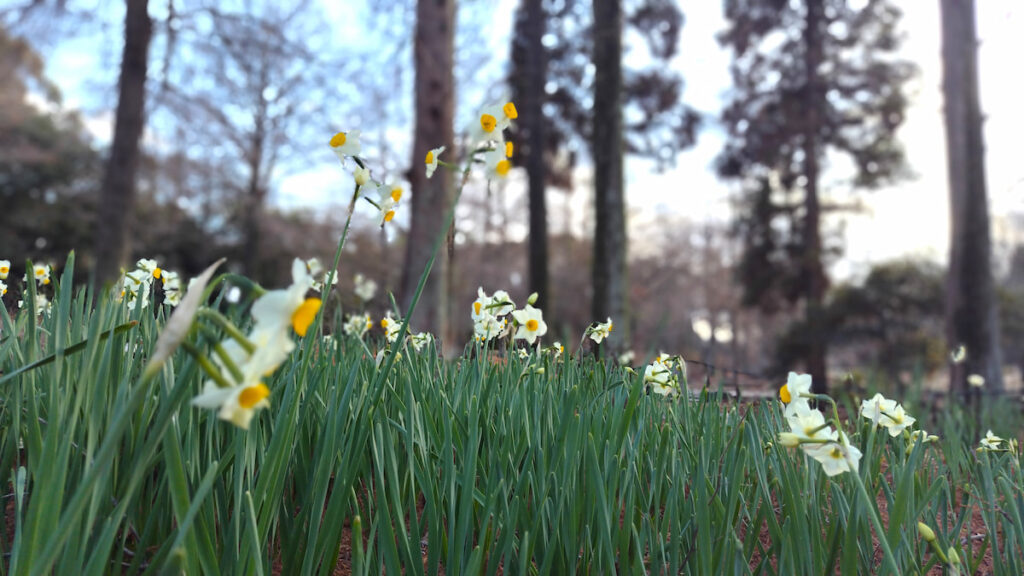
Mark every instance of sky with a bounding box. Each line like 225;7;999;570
24;0;1024;282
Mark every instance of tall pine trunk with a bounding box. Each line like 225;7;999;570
93;0;152;286
802;0;828;393
521;0;549;310
940;0;1003;392
400;0;455;348
591;0;626;325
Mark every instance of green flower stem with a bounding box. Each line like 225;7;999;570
845;447;901;575
197;309;256;354
211;341;245;384
180;341;235;389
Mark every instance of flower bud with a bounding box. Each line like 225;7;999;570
917;522;936;542
778;433;801;448
527;292;539;305
354;166;371;187
948;547;960;565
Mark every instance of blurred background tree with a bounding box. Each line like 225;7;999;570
718;0;916;393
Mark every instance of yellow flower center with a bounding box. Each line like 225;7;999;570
608;322;614;332
35;269;44;277
365;320;373;330
43;278;50;285
153;267;162;279
425;151;434;165
481;114;497;132
779;384;791;404
474;302;482;315
526;319;539;332
390;188;402;202
0;266;8;274
330;132;347;147
381;318;389;329
505;141;514;158
239;383;270;409
830;447;842;459
496;160;510;176
503;102;518;119
291;298;322;337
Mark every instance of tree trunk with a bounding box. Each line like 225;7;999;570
400;0;455;348
93;0;152;287
521;0;549;310
591;0;626;325
242;78;267;277
940;0;1004;392
802;0;829;394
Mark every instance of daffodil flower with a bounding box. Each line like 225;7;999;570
618;351;635;365
425;145;445;179
18;293;51;316
329;129;362;161
878;404;916;437
136;258;162;281
479;102;517;137
980;430;1003;451
370;182;403;226
950;345;967;364
512;305;547;344
785;407;837;445
643;359;678;396
0;259;10;280
806;434;862;476
549;341;564;359
410;332;434;352
380;312;402;343
967;374;985;388
192;380;271;430
779;372;813;417
250;258;321;338
343;312;373;338
33;263;51;285
472;287;515;321
474;314;506;342
859;393;897;426
354;273;377;301
588;317;614;344
0;280;6;299
484;147;512;180
162;270;182;307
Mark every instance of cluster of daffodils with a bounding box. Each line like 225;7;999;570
343;312;373;339
0;259;8;300
1;260;55;315
777;373;863;477
191;258;321;429
469;287;551;350
642;353;685;397
117;258;182;310
328;130;408;227
778;376;937;477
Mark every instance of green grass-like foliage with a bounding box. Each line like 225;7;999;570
1;255;1023;575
